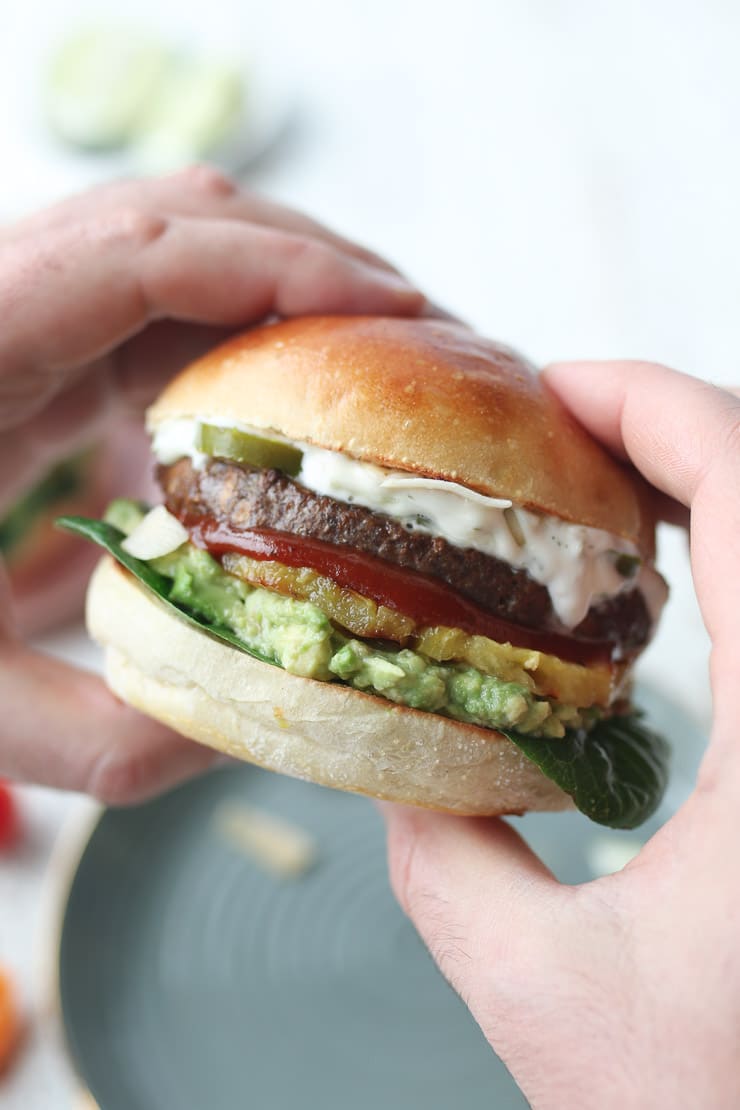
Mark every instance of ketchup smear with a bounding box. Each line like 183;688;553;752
184;515;614;665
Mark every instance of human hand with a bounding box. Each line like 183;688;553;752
382;362;740;1108
0;165;427;802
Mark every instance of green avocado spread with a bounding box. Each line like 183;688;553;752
106;500;594;738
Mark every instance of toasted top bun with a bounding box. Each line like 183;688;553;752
148;316;656;555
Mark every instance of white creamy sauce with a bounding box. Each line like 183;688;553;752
151;417;664;630
153;417;208;469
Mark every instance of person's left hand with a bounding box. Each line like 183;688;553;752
0;164;428;803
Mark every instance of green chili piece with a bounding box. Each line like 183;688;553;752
197;425;303;476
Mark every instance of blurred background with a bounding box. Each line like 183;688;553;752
1;0;735;1104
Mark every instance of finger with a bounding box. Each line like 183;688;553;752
382;804;558;1021
0;201;423;508
8;543;99;636
109;319;239;410
0;211;423;404
6;164;402;277
542;360;740;654
0;639;217;803
542;360;740;508
9;167;469;319
0;322;234;513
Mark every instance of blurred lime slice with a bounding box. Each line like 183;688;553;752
45;26;246;169
46;28;170;150
133;57;245;172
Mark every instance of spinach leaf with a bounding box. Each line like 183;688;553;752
501;715;669;829
56;515;277;667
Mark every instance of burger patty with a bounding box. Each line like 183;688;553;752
159;458;651;652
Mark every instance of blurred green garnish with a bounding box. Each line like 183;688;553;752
134;58;244;171
0;454;89;555
45;26;245;168
46;28;171;150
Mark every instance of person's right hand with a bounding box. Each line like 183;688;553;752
382;362;740;1108
0;164;427;804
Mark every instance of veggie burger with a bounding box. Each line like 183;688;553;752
61;317;669;827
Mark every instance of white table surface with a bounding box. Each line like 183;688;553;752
2;1;736;1105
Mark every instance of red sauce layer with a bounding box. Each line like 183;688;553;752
182;514;617;665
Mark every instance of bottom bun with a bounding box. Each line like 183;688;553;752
87;557;573;817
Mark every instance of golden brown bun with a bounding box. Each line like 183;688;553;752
148;316;656;554
87;557;572;817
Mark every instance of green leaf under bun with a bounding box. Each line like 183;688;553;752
57;514;670;829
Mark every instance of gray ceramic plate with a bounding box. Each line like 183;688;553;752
58;687;702;1109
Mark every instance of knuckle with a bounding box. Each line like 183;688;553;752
721;405;740;460
287;235;348;292
87;206;168;249
700;387;740;486
86;750;148;807
176;163;237;199
285;232;334;267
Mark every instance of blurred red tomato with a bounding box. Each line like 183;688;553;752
0;782;19;851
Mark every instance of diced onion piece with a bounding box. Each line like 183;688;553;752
121;505;189;559
215;802;317;878
380;474;512;508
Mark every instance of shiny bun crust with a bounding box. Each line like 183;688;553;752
87;558;572;817
148;316;656;554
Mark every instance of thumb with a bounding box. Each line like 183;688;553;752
381;804;560;1029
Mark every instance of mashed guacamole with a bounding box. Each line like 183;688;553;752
106;499;594;738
